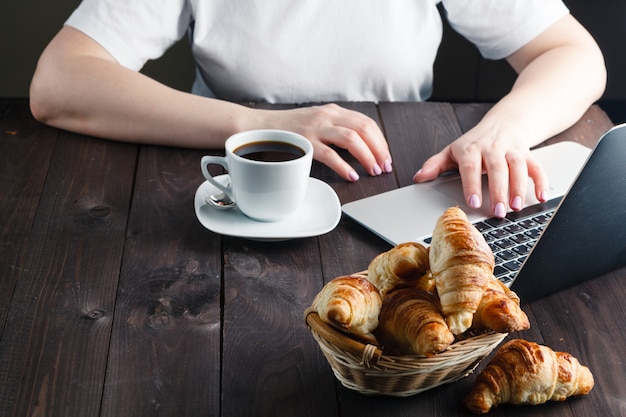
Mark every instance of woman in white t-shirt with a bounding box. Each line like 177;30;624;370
30;0;606;218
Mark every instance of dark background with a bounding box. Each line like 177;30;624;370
2;1;625;122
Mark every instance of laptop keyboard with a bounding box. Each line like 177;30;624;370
425;198;561;285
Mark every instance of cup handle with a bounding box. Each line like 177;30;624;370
201;155;234;200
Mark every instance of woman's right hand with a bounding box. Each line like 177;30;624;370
257;104;393;181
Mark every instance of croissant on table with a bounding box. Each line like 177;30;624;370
464;339;594;414
472;275;530;333
376;288;454;357
312;275;382;344
367;242;430;296
429;207;495;334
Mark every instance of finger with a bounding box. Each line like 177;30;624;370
455;146;486;211
413;148;458;182
506;151;530;212
319;104;393;174
340;112;392;173
319;125;384;177
527;155;550;202
311;141;360;182
483;151;510;218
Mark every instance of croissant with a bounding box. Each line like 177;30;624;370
472;276;530;333
464;339;594;414
429;207;495;334
415;271;437;295
376;288;454;357
312;275;382;344
367;242;430;296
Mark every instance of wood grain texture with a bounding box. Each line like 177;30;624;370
0;112;57;329
101;146;222;417
0;99;622;417
221;238;338;417
0;130;137;417
379;101;463;187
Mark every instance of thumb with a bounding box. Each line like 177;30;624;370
413;150;457;183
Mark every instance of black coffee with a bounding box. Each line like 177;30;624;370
234;141;305;162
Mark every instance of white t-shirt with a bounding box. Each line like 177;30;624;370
65;0;568;103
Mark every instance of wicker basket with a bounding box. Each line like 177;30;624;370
304;273;508;397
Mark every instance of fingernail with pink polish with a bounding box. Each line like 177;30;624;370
540;189;549;202
372;164;382;176
383;159;393;173
511;195;523;211
469;194;481;209
494;202;506;218
349;170;360;182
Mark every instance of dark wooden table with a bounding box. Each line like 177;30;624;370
1;98;624;417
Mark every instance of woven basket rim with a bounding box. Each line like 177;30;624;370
305;308;506;368
305;276;509;396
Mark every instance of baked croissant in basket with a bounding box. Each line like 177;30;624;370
312;275;382;344
472;276;530;333
376;288;454;357
464;339;594;414
429;207;495;334
367;242;430;296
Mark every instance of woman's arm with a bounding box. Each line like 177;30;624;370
414;14;606;217
30;26;392;181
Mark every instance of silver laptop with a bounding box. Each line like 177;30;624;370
342;125;626;302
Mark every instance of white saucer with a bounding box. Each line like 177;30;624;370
194;175;341;241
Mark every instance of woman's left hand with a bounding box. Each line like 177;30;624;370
413;122;549;218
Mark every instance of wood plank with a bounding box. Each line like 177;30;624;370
221;237;338;417
0;108;58;413
101;146;222;417
379;102;463;187
0;132;137;417
0;110;57;332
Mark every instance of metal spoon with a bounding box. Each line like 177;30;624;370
206;191;236;209
205;180;236;209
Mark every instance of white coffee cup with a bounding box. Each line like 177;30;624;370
201;129;313;222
